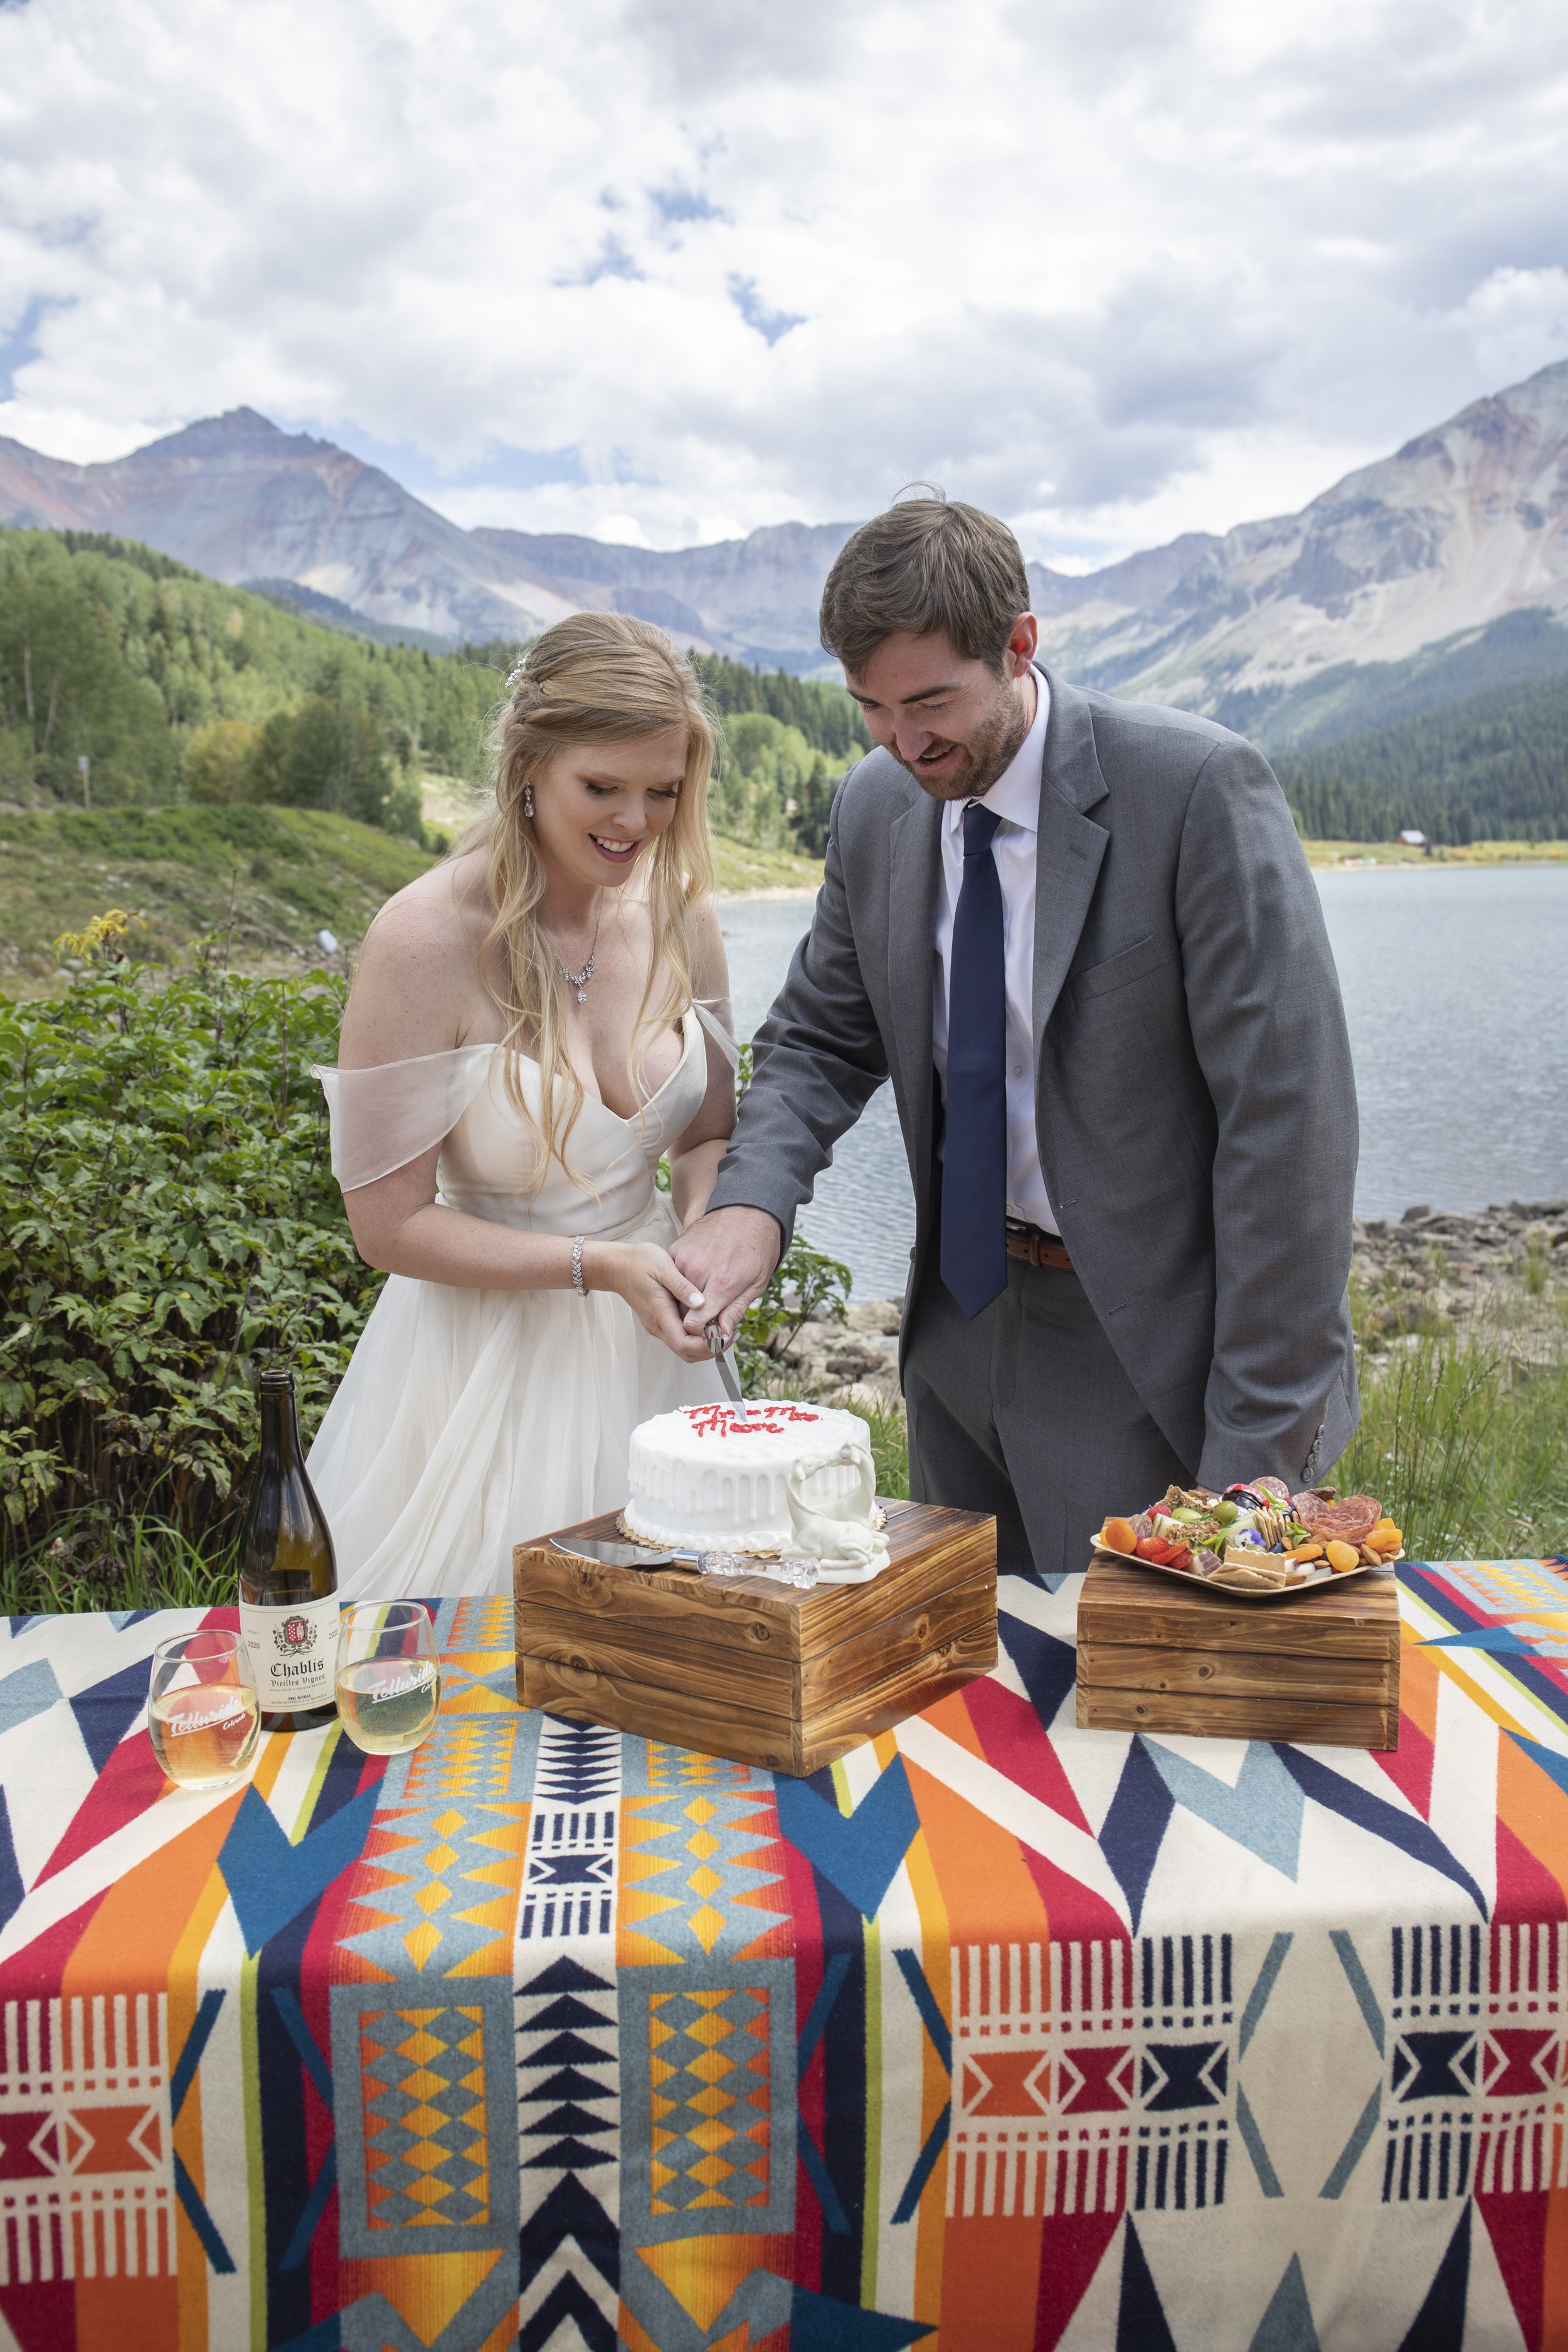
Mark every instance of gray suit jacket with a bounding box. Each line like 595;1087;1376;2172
707;669;1360;1491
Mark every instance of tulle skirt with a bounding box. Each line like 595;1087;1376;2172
306;1192;724;1602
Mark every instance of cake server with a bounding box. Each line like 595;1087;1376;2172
704;1320;750;1420
550;1534;706;1570
548;1534;817;1589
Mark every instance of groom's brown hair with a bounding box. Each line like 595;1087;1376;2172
820;495;1031;676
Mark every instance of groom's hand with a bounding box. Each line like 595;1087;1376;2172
671;1207;783;1343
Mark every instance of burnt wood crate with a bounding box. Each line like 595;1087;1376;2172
1076;1554;1401;1749
514;1499;997;1776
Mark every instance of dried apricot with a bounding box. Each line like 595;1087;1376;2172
1325;1540;1360;1574
1290;1543;1324;1563
1101;1517;1138;1554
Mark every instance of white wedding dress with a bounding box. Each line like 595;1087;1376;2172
307;1010;726;1603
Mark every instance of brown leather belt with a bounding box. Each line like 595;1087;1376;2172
1005;1223;1074;1271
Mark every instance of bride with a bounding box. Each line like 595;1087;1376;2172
307;612;733;1602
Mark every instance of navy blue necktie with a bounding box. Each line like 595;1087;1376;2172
940;800;1008;1318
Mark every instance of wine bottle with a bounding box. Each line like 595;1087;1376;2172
238;1365;340;1732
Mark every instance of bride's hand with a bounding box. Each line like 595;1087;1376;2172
583;1241;715;1361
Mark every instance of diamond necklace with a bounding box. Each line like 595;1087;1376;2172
549;908;601;1005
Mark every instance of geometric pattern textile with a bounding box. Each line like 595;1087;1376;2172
0;1562;1563;2347
948;1936;1232;2219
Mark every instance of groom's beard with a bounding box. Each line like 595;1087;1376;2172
894;681;1029;803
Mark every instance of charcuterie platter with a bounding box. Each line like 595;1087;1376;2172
1088;1538;1384;1602
1093;1479;1404;1604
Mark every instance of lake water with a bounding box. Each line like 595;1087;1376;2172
718;865;1568;1298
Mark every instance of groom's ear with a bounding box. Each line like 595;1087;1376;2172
1002;613;1039;678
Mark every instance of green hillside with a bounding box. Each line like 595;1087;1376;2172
0;801;822;992
1273;667;1568;844
0;804;435;986
0;526;866;862
0;526;506;827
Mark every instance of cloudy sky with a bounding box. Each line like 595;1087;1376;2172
2;0;1567;566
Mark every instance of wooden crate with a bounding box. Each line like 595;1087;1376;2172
514;1499;997;1776
1075;1555;1401;1749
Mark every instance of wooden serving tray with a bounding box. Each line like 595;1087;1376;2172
514;1499;997;1776
1076;1552;1401;1749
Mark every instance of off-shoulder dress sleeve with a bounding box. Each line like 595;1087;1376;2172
692;997;741;1074
310;1047;497;1192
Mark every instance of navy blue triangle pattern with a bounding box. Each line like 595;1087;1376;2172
0;1786;23;1933
516;1951;619;2344
997;1608;1079;1727
788;2282;935;2350
1117;2216;1179;2352
1098;1737;1177;1930
1274;1750;1487;1912
69;1651;154;1772
1397;2203;1470;2351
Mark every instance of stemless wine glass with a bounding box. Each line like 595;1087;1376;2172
335;1602;442;1756
148;1626;261;1791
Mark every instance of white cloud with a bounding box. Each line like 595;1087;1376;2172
2;0;1567;562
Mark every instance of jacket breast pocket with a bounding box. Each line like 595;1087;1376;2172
1071;935;1172;1004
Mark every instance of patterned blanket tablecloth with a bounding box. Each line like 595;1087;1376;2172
0;1558;1565;2352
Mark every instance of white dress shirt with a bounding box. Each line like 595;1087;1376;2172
932;667;1057;1234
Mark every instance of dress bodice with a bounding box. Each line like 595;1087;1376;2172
314;1011;714;1239
439;1014;706;1234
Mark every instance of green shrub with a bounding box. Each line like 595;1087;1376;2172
0;940;378;1588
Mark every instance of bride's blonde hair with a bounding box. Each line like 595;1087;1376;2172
460;611;716;1186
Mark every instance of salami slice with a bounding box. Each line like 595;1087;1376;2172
1292;1491;1382;1542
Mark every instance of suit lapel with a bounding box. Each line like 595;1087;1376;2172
1032;672;1110;1055
887;789;943;1191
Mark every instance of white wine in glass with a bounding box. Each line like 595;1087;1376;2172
149;1628;260;1791
336;1602;440;1756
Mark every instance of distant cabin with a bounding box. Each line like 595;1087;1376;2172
1396;829;1428;848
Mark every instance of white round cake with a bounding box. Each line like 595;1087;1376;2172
624;1401;874;1554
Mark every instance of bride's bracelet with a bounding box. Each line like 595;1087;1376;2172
571;1235;587;1296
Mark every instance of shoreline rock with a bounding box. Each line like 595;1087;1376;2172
1353;1199;1566;1338
760;1200;1567;1406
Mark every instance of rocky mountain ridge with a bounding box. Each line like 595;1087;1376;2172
1029;363;1568;744
0;410;581;646
6;359;1568;736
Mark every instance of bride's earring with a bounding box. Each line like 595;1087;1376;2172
523;783;534;821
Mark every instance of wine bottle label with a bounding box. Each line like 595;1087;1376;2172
239;1594;339;1712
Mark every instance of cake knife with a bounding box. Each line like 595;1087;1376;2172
704;1320;750;1421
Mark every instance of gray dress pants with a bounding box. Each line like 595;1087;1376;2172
902;1249;1191;1586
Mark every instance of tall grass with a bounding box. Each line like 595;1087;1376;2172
1340;1313;1568;1561
0;1507;238;1616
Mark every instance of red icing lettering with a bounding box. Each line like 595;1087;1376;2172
682;1405;826;1439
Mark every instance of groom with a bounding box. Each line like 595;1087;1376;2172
672;498;1359;1580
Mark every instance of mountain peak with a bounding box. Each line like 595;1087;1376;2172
141;407;322;458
